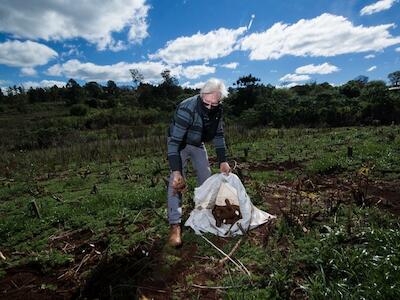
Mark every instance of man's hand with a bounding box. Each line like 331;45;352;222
220;162;231;175
172;171;187;194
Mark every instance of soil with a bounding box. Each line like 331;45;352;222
1;170;399;299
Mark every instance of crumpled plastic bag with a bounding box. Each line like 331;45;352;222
185;173;276;236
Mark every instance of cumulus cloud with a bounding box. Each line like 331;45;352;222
0;40;58;67
20;67;37;76
295;63;340;75
181;81;206;89
21;80;66;88
360;0;397;16
60;45;84;60
277;82;301;88
0;0;150;51
47;59;171;83
367;65;377;72
149;27;247;64
221;62;239;69
181;65;215;79
280;74;311;82
364;54;376;59
46;59;215;83
0;80;10;92
240;13;400;60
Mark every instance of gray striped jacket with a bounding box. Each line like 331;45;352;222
167;95;227;172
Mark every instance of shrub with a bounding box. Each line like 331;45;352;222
70;104;88;116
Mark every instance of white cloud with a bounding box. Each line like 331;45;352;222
396;47;400;52
367;65;377;72
277;82;301;88
149;27;247;64
0;40;58;67
240;13;400;60
0;80;10;93
181;65;215;79
181;81;205;89
280;74;311;82
364;54;376;59
46;59;215;83
20;67;37;76
221;62;239;69
360;0;397;16
295;63;340;74
21;80;66;88
47;59;172;83
0;0;150;51
61;45;84;59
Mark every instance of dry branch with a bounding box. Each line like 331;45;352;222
218;238;243;265
200;235;250;277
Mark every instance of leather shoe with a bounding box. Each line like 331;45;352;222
168;224;182;247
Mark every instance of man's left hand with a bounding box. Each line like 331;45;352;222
220;162;231;175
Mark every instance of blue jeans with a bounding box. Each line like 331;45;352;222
167;138;212;224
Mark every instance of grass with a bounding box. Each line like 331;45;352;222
1;125;400;299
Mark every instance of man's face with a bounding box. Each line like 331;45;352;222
201;91;221;109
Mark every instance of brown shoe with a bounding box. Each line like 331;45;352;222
168;224;182;247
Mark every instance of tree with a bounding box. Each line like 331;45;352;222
354;75;369;84
235;74;260;88
340;80;364;98
48;85;61;102
388;71;400;87
27;87;46;103
0;87;4;104
130;69;144;89
360;81;392;124
65;78;83;105
161;69;178;86
157;69;181;109
106;80;119;95
228;74;261;114
84;81;103;98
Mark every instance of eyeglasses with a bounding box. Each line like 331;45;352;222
201;91;221;108
202;99;220;108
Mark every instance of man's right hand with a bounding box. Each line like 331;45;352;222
172;171;186;194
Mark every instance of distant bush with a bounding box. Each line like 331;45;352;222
36;127;68;148
70;104;88;116
84;108;168;129
85;98;100;108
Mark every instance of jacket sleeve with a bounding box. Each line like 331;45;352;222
167;106;193;172
212;114;227;166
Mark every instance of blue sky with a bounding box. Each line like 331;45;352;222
0;0;399;90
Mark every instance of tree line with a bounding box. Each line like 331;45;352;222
1;70;399;128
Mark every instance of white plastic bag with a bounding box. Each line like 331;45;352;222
184;173;276;236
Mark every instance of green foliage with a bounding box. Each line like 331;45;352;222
306;154;346;175
70;103;88;116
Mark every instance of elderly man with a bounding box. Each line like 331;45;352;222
167;78;231;247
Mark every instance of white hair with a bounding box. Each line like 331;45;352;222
200;78;228;100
